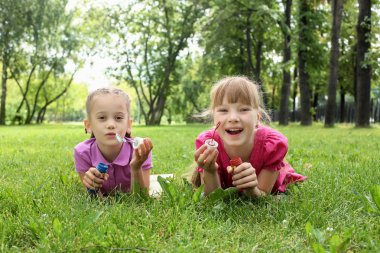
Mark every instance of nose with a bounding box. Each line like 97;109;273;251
228;109;239;122
106;119;116;129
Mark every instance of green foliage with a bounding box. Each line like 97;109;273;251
107;0;205;125
361;184;380;215
0;124;380;251
305;222;351;253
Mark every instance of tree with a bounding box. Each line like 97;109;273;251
110;0;204;125
0;0;25;125
9;0;82;124
325;0;344;127
278;0;293;125
297;0;312;125
355;0;371;127
199;0;285;108
296;0;328;125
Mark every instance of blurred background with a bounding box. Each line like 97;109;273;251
0;0;379;127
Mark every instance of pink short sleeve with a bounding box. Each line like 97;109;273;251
74;143;92;173
195;130;213;149
262;129;288;171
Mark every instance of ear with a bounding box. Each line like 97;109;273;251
126;118;132;135
84;119;91;134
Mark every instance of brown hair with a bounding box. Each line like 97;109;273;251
85;87;132;138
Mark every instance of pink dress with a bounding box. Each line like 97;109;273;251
195;126;306;193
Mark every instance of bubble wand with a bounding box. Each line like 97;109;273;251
87;162;108;196
116;133;143;149
205;121;221;149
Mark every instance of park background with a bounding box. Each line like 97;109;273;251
1;0;380;252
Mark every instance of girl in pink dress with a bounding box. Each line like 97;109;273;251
193;76;306;197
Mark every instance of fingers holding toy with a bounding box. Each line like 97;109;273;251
194;144;218;172
194;144;207;162
84;167;107;189
131;138;153;169
232;163;258;189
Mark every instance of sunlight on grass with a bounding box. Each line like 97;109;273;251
0;123;379;252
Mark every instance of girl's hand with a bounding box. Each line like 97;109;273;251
130;138;153;171
83;167;109;190
194;144;219;173
230;162;258;190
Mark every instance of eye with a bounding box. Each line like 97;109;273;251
97;116;106;120
216;108;228;112
240;107;252;112
115;116;124;121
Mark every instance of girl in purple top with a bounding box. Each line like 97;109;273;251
74;88;153;196
193;76;306;197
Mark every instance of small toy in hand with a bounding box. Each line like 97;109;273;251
227;157;242;174
205;122;221;149
88;162;108;196
115;133;127;143
115;133;143;149
132;137;144;149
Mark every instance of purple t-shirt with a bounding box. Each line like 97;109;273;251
195;126;306;193
74;138;152;194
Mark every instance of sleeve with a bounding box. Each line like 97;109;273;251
141;151;153;170
262;129;288;171
195;130;213;149
73;145;92;173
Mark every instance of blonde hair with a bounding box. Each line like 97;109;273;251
86;87;131;116
208;76;270;123
191;76;270;187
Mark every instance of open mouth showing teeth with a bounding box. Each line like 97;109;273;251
226;129;243;135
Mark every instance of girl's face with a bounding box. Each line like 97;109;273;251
214;96;258;148
84;94;131;147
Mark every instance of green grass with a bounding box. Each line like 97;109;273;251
0;123;379;252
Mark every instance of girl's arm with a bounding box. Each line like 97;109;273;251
201;170;221;196
130;138;153;193
232;164;279;197
130;167;150;192
194;144;221;196
247;169;279;197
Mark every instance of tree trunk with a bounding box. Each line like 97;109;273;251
298;0;312;125
325;0;343;127
35;71;75;124
340;88;345;122
313;87;319;121
0;55;8;125
291;67;298;122
355;0;371;127
271;84;276;110
279;0;292;125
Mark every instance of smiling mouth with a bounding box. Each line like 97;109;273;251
226;129;243;135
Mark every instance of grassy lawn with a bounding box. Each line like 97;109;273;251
0;123;379;252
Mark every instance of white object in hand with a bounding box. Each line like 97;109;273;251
205;139;218;149
132;137;144;148
115;133;127;143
